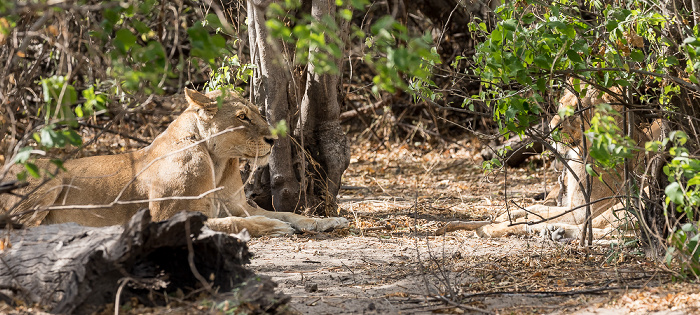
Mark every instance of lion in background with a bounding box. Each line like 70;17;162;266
447;84;665;241
0;88;348;237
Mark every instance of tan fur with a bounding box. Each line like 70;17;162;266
476;86;665;240
1;89;348;237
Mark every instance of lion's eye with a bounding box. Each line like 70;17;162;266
238;113;249;121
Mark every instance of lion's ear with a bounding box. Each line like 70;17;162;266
185;88;218;113
205;89;223;99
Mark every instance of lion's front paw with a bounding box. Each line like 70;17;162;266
315;217;349;231
539;224;566;241
291;217;349;232
250;217;295;237
475;223;501;238
206;216;294;238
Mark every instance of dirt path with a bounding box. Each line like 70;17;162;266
5;138;697;314
248;141;700;314
249;232;691;314
249;236;582;314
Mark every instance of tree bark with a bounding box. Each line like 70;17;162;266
244;0;351;214
479;131;546;167
638;0;699;253
0;210;286;314
246;0;301;212
296;0;351;213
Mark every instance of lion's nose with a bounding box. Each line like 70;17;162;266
264;136;275;146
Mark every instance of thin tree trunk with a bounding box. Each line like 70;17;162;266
245;0;350;214
246;0;301;212
296;0;351;213
638;0;697;253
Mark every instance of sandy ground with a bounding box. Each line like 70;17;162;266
246;140;700;314
249;236;595;314
3;136;700;314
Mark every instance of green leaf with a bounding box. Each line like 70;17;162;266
684;37;700;46
630;50;644;62
13;147;33;164
40;128;55;147
115;29;138;53
25;163;40;179
371;16;394;35
187;24;228;65
521;13;536;24
536;78;546;93
605;20;618;32
566;49;582;63
502;19;517;31
62;130;82;146
682;223;695;232
665;182;685;205
666;246;676;265
339;8;352;21
645;141;660;152
666;56;679;65
204;14;224;30
585;164;596;177
132;20;151;35
533;55;551;69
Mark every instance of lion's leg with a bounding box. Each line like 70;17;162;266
244;207;349;232
143;152;225;222
147;181;217;222
219;159;349;233
544;185;561;206
205;216;294;237
477;221;615;241
495;204;571;223
478;203;598;239
9;176;62;226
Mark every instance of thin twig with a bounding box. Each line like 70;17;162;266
432;294;491;314
78;122;150;145
114;277;132;315
460;285;643;299
184;217;214;293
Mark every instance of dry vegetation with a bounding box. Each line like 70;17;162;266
251;135;700;314
2;0;700;312
2;119;700;314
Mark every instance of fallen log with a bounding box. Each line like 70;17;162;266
0;210;288;314
480;136;545;167
480;125;550;167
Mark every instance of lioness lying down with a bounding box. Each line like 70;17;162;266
455;86;664;241
0;89;348;237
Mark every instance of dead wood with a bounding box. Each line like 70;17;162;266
0;210;288;314
480;134;545;167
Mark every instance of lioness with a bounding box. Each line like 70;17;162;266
472;85;665;240
0;89;348;237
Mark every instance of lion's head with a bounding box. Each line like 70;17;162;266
549;85;622;151
183;88;276;163
549;88;584;149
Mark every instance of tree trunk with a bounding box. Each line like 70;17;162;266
246;0;301;212
245;0;351;215
0;210;287;314
296;0;351;213
638;0;700;253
